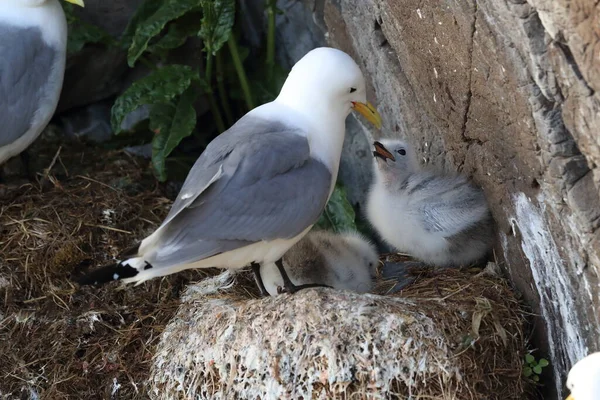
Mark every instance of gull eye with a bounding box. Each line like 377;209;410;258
350;87;357;93
397;148;406;156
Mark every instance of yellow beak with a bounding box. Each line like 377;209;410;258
352;101;382;129
64;0;85;6
566;395;574;400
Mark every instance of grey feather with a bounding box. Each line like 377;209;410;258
146;116;332;268
0;24;58;147
411;173;489;236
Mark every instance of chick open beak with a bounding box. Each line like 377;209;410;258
352;101;382;129
64;0;85;6
373;141;395;161
566;395;574;400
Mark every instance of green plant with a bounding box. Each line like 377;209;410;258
523;353;549;383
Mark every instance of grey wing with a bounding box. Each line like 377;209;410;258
417;175;490;237
149;127;332;267
159;114;302;225
0;25;59;147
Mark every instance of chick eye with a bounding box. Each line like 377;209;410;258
350;87;357;93
397;149;406;156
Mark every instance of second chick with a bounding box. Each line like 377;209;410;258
260;230;379;296
367;139;494;267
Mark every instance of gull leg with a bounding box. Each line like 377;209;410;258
251;262;269;297
275;258;331;294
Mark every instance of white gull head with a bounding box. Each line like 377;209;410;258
566;352;600;400
256;47;381;185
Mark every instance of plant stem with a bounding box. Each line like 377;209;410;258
204;53;226;133
228;36;254;110
216;50;234;126
266;0;276;82
205;52;213;81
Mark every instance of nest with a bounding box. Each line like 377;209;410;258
150;266;529;400
0;131;212;399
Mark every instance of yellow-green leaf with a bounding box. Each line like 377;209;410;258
111;65;197;134
199;0;235;55
121;0;166;50
127;0;203;67
150;88;198;181
147;12;203;56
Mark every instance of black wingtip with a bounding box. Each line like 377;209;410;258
76;262;139;286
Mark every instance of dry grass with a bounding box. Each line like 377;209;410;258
0;133;213;399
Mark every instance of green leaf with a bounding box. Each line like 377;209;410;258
315;184;357;233
538;358;549;367
199;0;236;55
150;87;198;181
532;375;540;382
128;0;203;67
63;4;113;54
532;365;542;375
147;12;203;56
525;354;535;364
523;367;532;377
121;0;166;50
111;65;197;134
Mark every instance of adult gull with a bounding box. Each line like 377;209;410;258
0;0;85;166
78;47;382;293
566;352;600;400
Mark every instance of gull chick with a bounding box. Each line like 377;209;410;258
0;0;85;166
366;139;494;267
566;352;600;400
259;230;379;296
78;47;382;293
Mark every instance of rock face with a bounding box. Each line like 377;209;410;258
58;0;147;112
247;0;600;397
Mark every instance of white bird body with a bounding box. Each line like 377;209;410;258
124;224;314;285
79;47;382;287
566;352;600;400
259;230;379;296
367;139;494;267
368;181;449;260
0;0;83;165
124;101;340;286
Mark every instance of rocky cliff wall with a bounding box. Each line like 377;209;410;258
246;0;600;397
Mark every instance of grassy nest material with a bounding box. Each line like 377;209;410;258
0;132;211;399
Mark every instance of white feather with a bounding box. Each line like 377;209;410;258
566;352;600;400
